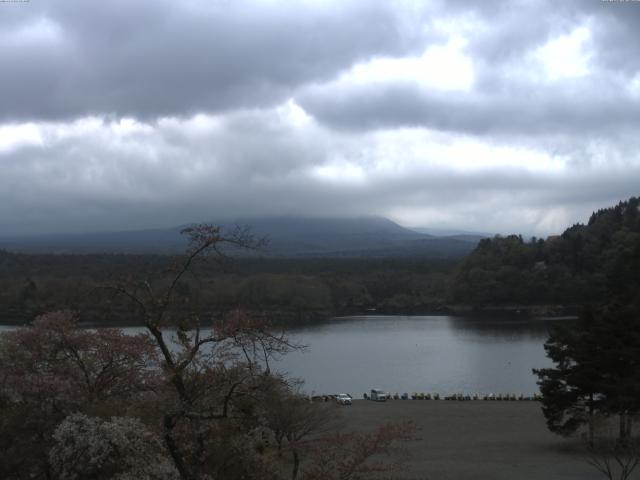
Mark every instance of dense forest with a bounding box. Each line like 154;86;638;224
1;196;638;325
0;253;455;325
452;196;640;310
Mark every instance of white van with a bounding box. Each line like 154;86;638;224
370;389;388;401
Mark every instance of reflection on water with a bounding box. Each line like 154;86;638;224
274;316;570;396
0;315;571;397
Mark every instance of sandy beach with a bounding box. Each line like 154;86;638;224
339;400;606;480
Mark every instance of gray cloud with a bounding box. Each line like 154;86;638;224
0;0;639;238
298;0;640;138
0;0;417;121
299;78;640;137
1;111;638;237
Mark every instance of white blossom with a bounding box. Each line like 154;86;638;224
49;414;179;480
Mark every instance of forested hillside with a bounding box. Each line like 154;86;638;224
1;197;638;325
451;197;640;308
0;253;456;325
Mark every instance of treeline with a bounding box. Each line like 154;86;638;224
0;253;456;325
451;197;640;308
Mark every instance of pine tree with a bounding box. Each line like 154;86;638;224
535;304;640;445
534;316;604;446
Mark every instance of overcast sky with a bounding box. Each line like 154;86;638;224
1;0;639;237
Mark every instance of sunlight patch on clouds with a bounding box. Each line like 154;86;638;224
1;17;64;47
108;118;155;137
311;161;366;185
158;114;224;139
51;117;107;140
363;128;564;175
628;73;640;99
434;140;562;173
0;123;43;152
334;38;475;92
276;99;314;128
534;25;593;81
0;118;102;149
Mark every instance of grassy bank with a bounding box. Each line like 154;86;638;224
338;400;603;480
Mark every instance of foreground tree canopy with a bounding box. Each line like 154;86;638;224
0;225;415;480
533;197;640;448
534;305;640;443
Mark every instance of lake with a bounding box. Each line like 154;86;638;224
0;315;564;397
272;315;562;396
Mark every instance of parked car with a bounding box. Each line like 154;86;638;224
370;389;388;401
336;393;352;405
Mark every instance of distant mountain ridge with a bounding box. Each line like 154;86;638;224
410;227;491;243
0;216;480;258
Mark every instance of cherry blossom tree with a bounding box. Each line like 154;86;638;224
0;311;157;479
49;414;179;480
105;225;299;480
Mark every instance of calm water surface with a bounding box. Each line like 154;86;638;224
0;315;564;396
273;315;562;396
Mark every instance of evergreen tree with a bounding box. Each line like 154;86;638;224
534;315;604;446
590;305;640;444
535;304;640;445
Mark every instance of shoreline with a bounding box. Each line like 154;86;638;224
0;305;579;328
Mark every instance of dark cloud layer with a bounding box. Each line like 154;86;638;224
299;81;640;136
0;0;415;121
0;0;639;237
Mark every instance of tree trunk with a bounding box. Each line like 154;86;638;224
619;411;630;446
164;414;192;480
291;449;300;480
275;431;284;457
588;394;595;448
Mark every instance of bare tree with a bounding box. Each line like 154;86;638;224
302;421;418;480
106;224;300;480
261;380;338;480
584;426;640;480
